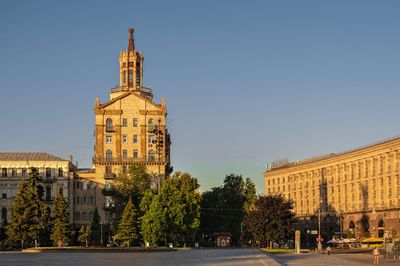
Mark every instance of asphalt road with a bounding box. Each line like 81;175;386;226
0;248;280;266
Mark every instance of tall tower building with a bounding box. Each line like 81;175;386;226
93;28;171;206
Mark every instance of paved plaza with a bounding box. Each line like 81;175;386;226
2;248;400;266
0;248;279;266
273;251;400;265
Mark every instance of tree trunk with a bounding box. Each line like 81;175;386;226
58;239;62;248
21;240;24;250
269;241;273;249
85;239;88;247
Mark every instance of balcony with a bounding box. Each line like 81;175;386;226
105;126;116;133
102;187;116;195
103;203;115;210
43;196;55;203
104;172;117;180
110;86;152;95
41;176;57;183
94;156;169;165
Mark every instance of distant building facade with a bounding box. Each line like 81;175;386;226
264;137;400;240
0;153;74;224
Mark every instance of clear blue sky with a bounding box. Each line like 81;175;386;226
1;1;400;193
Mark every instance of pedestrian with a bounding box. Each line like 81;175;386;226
326;246;331;255
373;247;380;264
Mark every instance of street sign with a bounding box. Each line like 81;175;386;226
311;230;318;235
316;237;324;242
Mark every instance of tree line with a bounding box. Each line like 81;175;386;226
0;166;295;248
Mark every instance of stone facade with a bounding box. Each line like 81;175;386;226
0;153;74;224
90;28;171;225
264;137;400;240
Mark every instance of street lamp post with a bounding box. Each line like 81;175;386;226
100;221;103;246
339;211;343;240
317;198;323;252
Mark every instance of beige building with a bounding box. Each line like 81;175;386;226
89;28;171;224
264;136;400;240
0;153;75;224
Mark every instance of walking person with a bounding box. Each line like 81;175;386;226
373;247;380;264
326;246;331;255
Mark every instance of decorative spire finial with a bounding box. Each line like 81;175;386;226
128;28;135;52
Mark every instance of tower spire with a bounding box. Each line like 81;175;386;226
128;28;135;52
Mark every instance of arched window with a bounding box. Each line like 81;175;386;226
106;118;113;131
59;187;64;196
58;168;63;177
349;221;355;229
38;185;44;199
46;167;52;177
378;219;385;228
148;150;155;161
46;185;52;200
106;150;113;161
1;207;7;222
148;118;153;125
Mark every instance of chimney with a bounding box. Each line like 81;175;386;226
69;155;73;163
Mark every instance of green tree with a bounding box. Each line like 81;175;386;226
90;208;101;245
141;172;201;245
114;164;151;208
243;177;257;213
39;207;53;246
115;198;139;246
112;165;151;232
51;191;70;247
140;189;155;214
200;174;256;246
7;167;46;248
77;225;91;247
243;195;294;248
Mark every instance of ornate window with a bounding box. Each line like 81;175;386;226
106;118;113;131
1;207;7;222
46;168;52;177
148;150;155;161
106;150;113;161
133;118;138;127
46;185;52;200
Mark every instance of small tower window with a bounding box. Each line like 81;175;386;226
148;118;153;125
122;70;126;85
128;70;133;86
136;62;141;88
